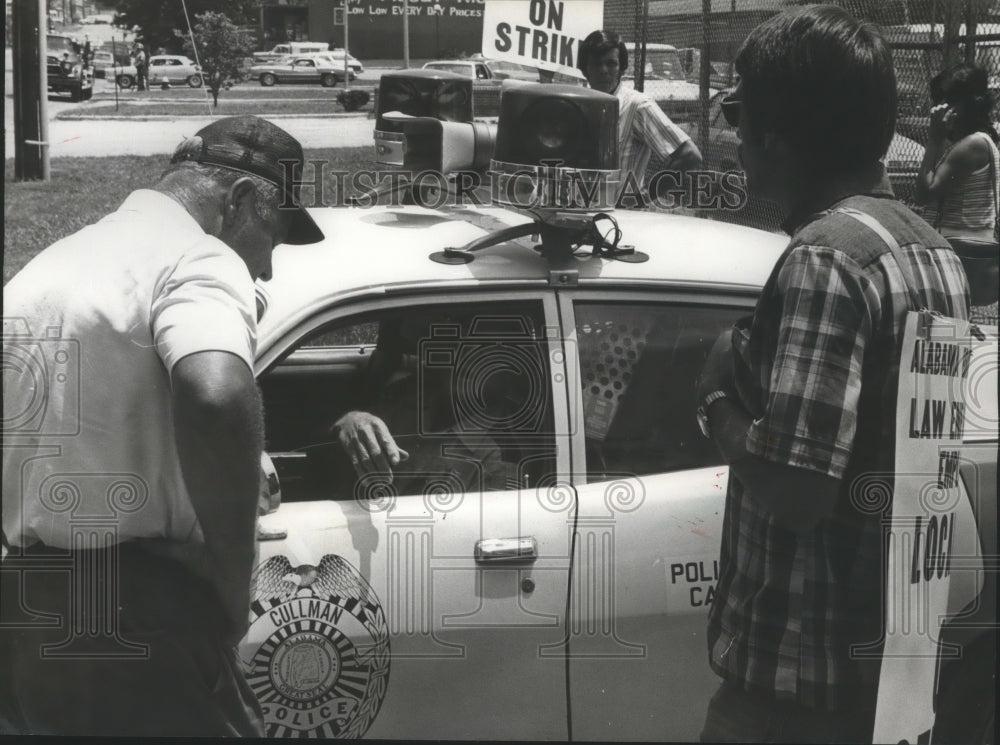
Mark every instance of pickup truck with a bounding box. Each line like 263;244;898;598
46;34;94;101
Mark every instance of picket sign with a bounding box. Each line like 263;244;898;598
828;209;996;744
481;0;603;76
872;311;997;744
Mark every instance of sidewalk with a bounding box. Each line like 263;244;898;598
4;115;376;158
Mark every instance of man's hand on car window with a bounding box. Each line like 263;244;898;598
332;411;409;482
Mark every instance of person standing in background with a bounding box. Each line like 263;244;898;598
915;62;999;325
578;29;703;203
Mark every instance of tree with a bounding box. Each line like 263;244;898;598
113;0;257;53
178;11;256;107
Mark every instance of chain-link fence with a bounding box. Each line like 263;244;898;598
603;0;1000;232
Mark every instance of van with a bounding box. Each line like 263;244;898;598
621;42;710;123
253;41;329;63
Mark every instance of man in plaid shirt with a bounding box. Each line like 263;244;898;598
695;6;970;742
578;30;703;202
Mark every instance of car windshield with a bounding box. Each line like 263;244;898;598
47;36;75;54
642;50;686;80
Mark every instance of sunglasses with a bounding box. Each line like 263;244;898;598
720;95;742;127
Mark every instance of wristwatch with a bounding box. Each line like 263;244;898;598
696;390;730;439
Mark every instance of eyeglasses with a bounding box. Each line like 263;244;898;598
720;95;742;127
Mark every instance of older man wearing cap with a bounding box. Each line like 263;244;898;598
0;116;322;736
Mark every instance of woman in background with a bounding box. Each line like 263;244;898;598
915;62;999;325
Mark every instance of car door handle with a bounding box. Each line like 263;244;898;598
474;537;537;564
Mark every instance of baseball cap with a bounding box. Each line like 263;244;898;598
171;115;324;245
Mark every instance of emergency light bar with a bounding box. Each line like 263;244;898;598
374;69;473;168
491;82;620;213
379;113;496;173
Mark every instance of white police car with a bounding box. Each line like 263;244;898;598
243;75;998;741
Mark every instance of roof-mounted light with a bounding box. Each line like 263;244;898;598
374;69;473;167
434;83;647;268
490;83;620;213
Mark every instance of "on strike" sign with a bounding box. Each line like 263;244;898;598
482;0;604;76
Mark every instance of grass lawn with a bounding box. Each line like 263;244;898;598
3;147;373;285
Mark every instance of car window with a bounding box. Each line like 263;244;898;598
574;301;745;481
475;65;489;79
261;300;557;501
427;63;470;77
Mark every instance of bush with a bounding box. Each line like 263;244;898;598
337;89;370;112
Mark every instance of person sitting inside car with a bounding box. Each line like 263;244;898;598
328;312;533;496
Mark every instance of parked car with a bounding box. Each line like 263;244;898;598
622;42;718;124
250;54;355;87
423;58;539;82
89;49;115;79
114;55;203;89
235;84;996;741
679;88;925;229
311;48;364;74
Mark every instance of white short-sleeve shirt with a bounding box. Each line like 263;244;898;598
3;190;257;548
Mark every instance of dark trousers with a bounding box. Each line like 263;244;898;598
700;680;876;744
0;542;264;737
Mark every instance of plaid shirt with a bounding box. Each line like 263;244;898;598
707;169;970;710
614;83;689;186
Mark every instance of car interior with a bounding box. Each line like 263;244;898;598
260;301;557;502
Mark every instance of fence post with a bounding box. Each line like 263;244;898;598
698;0;710;151
964;0;976;63
941;0;960;69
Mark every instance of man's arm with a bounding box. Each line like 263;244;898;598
639;101;704;173
665;139;704;173
172;351;263;642
696;243;875;533
706;395;840;533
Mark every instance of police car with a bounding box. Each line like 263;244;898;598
243;72;998;741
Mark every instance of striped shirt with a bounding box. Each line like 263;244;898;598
613;82;690;187
707;170;970;711
922;132;999;242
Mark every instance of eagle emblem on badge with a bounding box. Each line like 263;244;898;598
242;554;390;738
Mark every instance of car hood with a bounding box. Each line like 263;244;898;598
622;78;705;101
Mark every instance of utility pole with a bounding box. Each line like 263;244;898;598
403;0;410;69
344;0;350;90
13;0;50;181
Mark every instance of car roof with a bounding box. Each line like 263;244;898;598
257;205;785;348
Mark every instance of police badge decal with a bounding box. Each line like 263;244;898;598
243;554;391;738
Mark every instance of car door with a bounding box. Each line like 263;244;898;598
245;291;575;740
288;58;318;82
556;289;755;742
